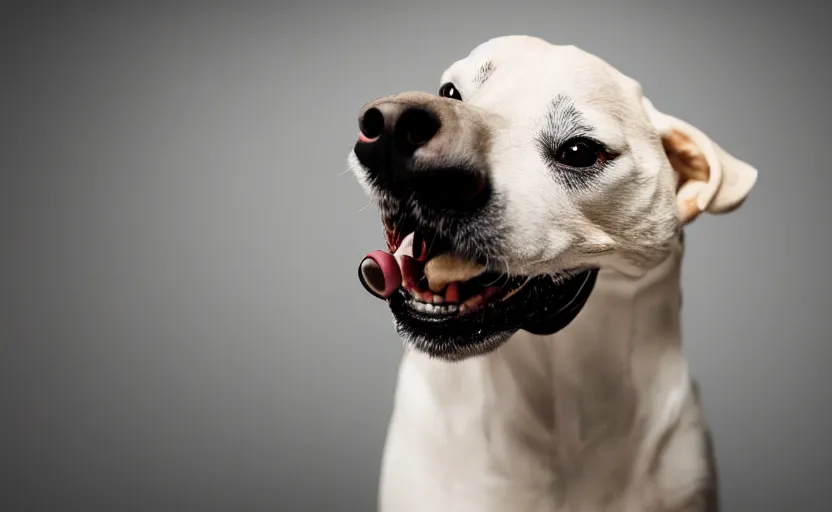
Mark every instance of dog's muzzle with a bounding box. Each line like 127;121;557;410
350;92;599;359
353;92;492;212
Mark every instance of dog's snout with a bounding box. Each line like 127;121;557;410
354;92;491;211
354;98;447;192
357;103;441;158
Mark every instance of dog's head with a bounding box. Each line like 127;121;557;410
348;36;757;360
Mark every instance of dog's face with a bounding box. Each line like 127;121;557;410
348;36;757;360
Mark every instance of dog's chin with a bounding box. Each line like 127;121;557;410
388;269;598;361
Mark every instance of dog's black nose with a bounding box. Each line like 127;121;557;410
356;103;441;165
354;94;490;210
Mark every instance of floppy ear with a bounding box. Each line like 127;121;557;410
642;97;758;224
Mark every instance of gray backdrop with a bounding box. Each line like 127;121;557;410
2;1;829;510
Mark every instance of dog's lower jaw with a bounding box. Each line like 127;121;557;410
395;325;513;362
386;266;601;362
379;243;718;512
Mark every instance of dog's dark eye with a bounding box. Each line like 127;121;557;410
554;138;607;168
438;82;462;101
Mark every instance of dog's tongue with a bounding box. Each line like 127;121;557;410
358;232;487;300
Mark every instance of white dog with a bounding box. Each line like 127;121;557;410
347;35;757;512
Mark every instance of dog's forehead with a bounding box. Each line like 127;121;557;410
444;38;607;87
441;36;645;134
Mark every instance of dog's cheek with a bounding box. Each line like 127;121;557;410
502;203;563;261
579;163;677;251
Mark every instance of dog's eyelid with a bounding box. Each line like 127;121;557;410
572;134;626;158
558;135;615;156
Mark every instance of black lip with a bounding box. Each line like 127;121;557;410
388;268;599;360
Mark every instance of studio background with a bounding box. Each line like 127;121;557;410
2;1;829;510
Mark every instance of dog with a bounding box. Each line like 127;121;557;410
347;35;757;512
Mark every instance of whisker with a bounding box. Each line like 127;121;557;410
428;229;440;254
501;256;513;277
481;273;505;287
479;253;501;286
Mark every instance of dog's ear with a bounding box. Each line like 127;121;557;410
642;97;758;224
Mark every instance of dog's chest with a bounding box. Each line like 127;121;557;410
379;336;648;511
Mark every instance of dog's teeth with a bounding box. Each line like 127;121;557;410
408;291;467;316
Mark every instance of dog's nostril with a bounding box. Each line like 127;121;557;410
359;108;385;140
396;108;440;152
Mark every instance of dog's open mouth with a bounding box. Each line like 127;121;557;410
358;218;599;360
402;268;529;318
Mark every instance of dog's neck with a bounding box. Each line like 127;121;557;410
391;237;692;494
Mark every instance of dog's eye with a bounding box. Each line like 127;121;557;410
438;82;463;101
554;138;607;168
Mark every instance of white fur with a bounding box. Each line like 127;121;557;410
349;35;757;512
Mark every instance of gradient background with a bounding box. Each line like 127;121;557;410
2;1;829;510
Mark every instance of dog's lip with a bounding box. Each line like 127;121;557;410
361;215;599;358
388;267;600;358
